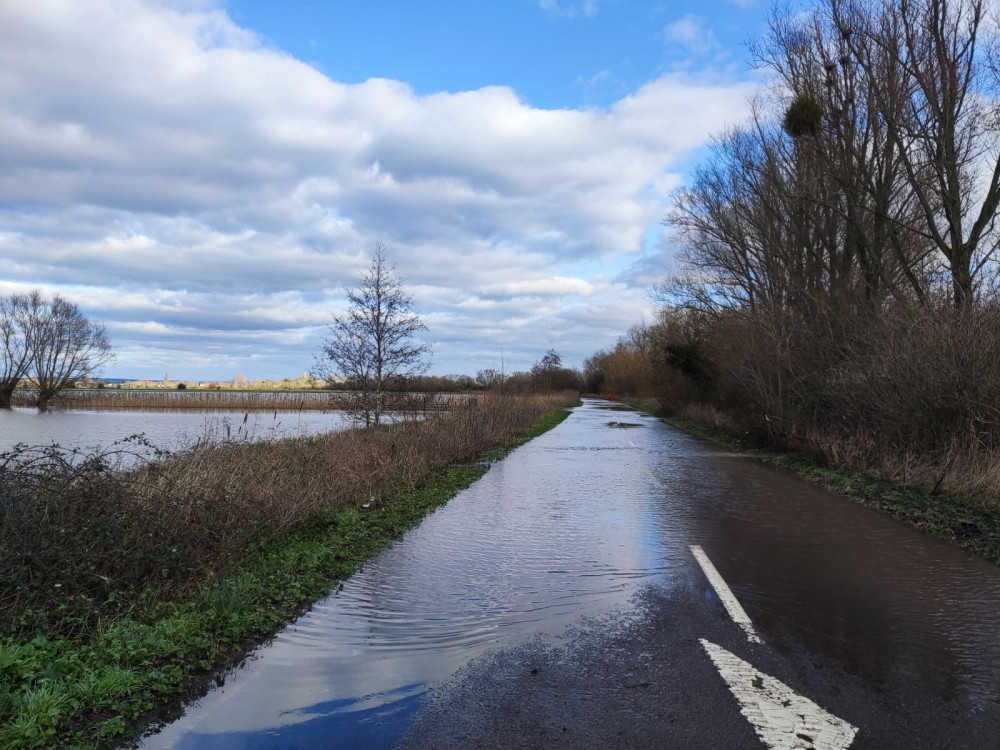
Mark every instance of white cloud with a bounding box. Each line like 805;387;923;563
662;15;721;57
539;0;601;18
0;0;754;378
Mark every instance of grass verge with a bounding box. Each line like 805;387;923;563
625;400;1000;569
0;395;577;749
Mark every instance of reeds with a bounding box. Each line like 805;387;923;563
9;389;338;410
8;388;470;412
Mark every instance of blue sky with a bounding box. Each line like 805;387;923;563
228;1;764;108
0;0;769;380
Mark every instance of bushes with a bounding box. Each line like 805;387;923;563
584;292;1000;502
0;392;576;640
648;299;1000;499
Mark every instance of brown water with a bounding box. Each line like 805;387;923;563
141;400;1000;748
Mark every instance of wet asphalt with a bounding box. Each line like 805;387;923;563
144;400;1000;749
401;403;1000;749
400;576;996;749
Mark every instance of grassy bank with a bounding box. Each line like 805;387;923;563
0;393;577;748
625;399;1000;568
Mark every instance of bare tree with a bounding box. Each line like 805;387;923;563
843;0;1000;306
530;349;562;391
314;244;430;427
475;369;503;389
30;293;114;410
755;4;933;306
0;292;35;408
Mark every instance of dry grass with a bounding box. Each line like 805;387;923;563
10;389;339;410
10;388;468;413
676;402;737;432
0;392;574;636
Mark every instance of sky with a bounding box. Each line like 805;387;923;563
0;0;770;380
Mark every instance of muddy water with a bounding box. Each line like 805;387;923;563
142;400;1000;748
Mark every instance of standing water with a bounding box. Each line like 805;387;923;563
143;401;690;748
0;407;353;455
142;400;1000;748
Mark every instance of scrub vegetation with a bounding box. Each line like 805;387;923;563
0;391;577;748
587;0;1000;563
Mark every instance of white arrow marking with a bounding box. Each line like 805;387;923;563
701;639;858;750
691;545;761;643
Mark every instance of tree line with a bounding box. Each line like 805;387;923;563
0;290;113;410
670;0;1000;313
589;0;1000;499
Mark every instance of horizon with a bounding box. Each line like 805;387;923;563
0;0;767;380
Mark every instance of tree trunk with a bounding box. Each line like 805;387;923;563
0;389;11;408
951;251;974;308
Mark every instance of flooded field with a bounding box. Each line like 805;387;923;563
0;406;353;455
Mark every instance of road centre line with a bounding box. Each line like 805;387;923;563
690;545;762;644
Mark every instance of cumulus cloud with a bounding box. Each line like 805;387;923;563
0;0;753;378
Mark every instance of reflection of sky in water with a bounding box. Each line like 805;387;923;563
0;406;352;454
143;400;1000;748
144;402;698;747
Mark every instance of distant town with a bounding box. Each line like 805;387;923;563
79;373;327;391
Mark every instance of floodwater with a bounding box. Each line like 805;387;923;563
142;399;1000;748
0;406;353;455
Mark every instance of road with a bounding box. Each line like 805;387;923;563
145;400;1000;749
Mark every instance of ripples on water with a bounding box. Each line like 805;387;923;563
144;401;695;748
143;399;1000;748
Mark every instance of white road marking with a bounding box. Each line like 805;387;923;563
690;545;762;643
700;640;858;750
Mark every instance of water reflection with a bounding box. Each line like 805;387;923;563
143;400;1000;747
686;456;1000;713
143;401;692;748
0;406;352;454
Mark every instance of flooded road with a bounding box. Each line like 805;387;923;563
143;400;1000;749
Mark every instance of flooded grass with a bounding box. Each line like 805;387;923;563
0;393;577;749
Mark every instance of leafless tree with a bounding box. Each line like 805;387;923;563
0;292;35;408
314;244;430;427
530;349;562;391
2;290;114;409
30;293;114;410
841;0;1000;306
754;4;934;305
475;369;503;389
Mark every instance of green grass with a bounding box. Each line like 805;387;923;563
627;401;1000;569
0;403;576;749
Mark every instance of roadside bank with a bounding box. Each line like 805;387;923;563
0;394;577;749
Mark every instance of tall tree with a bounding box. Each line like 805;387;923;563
842;0;1000;306
314;244;430;427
